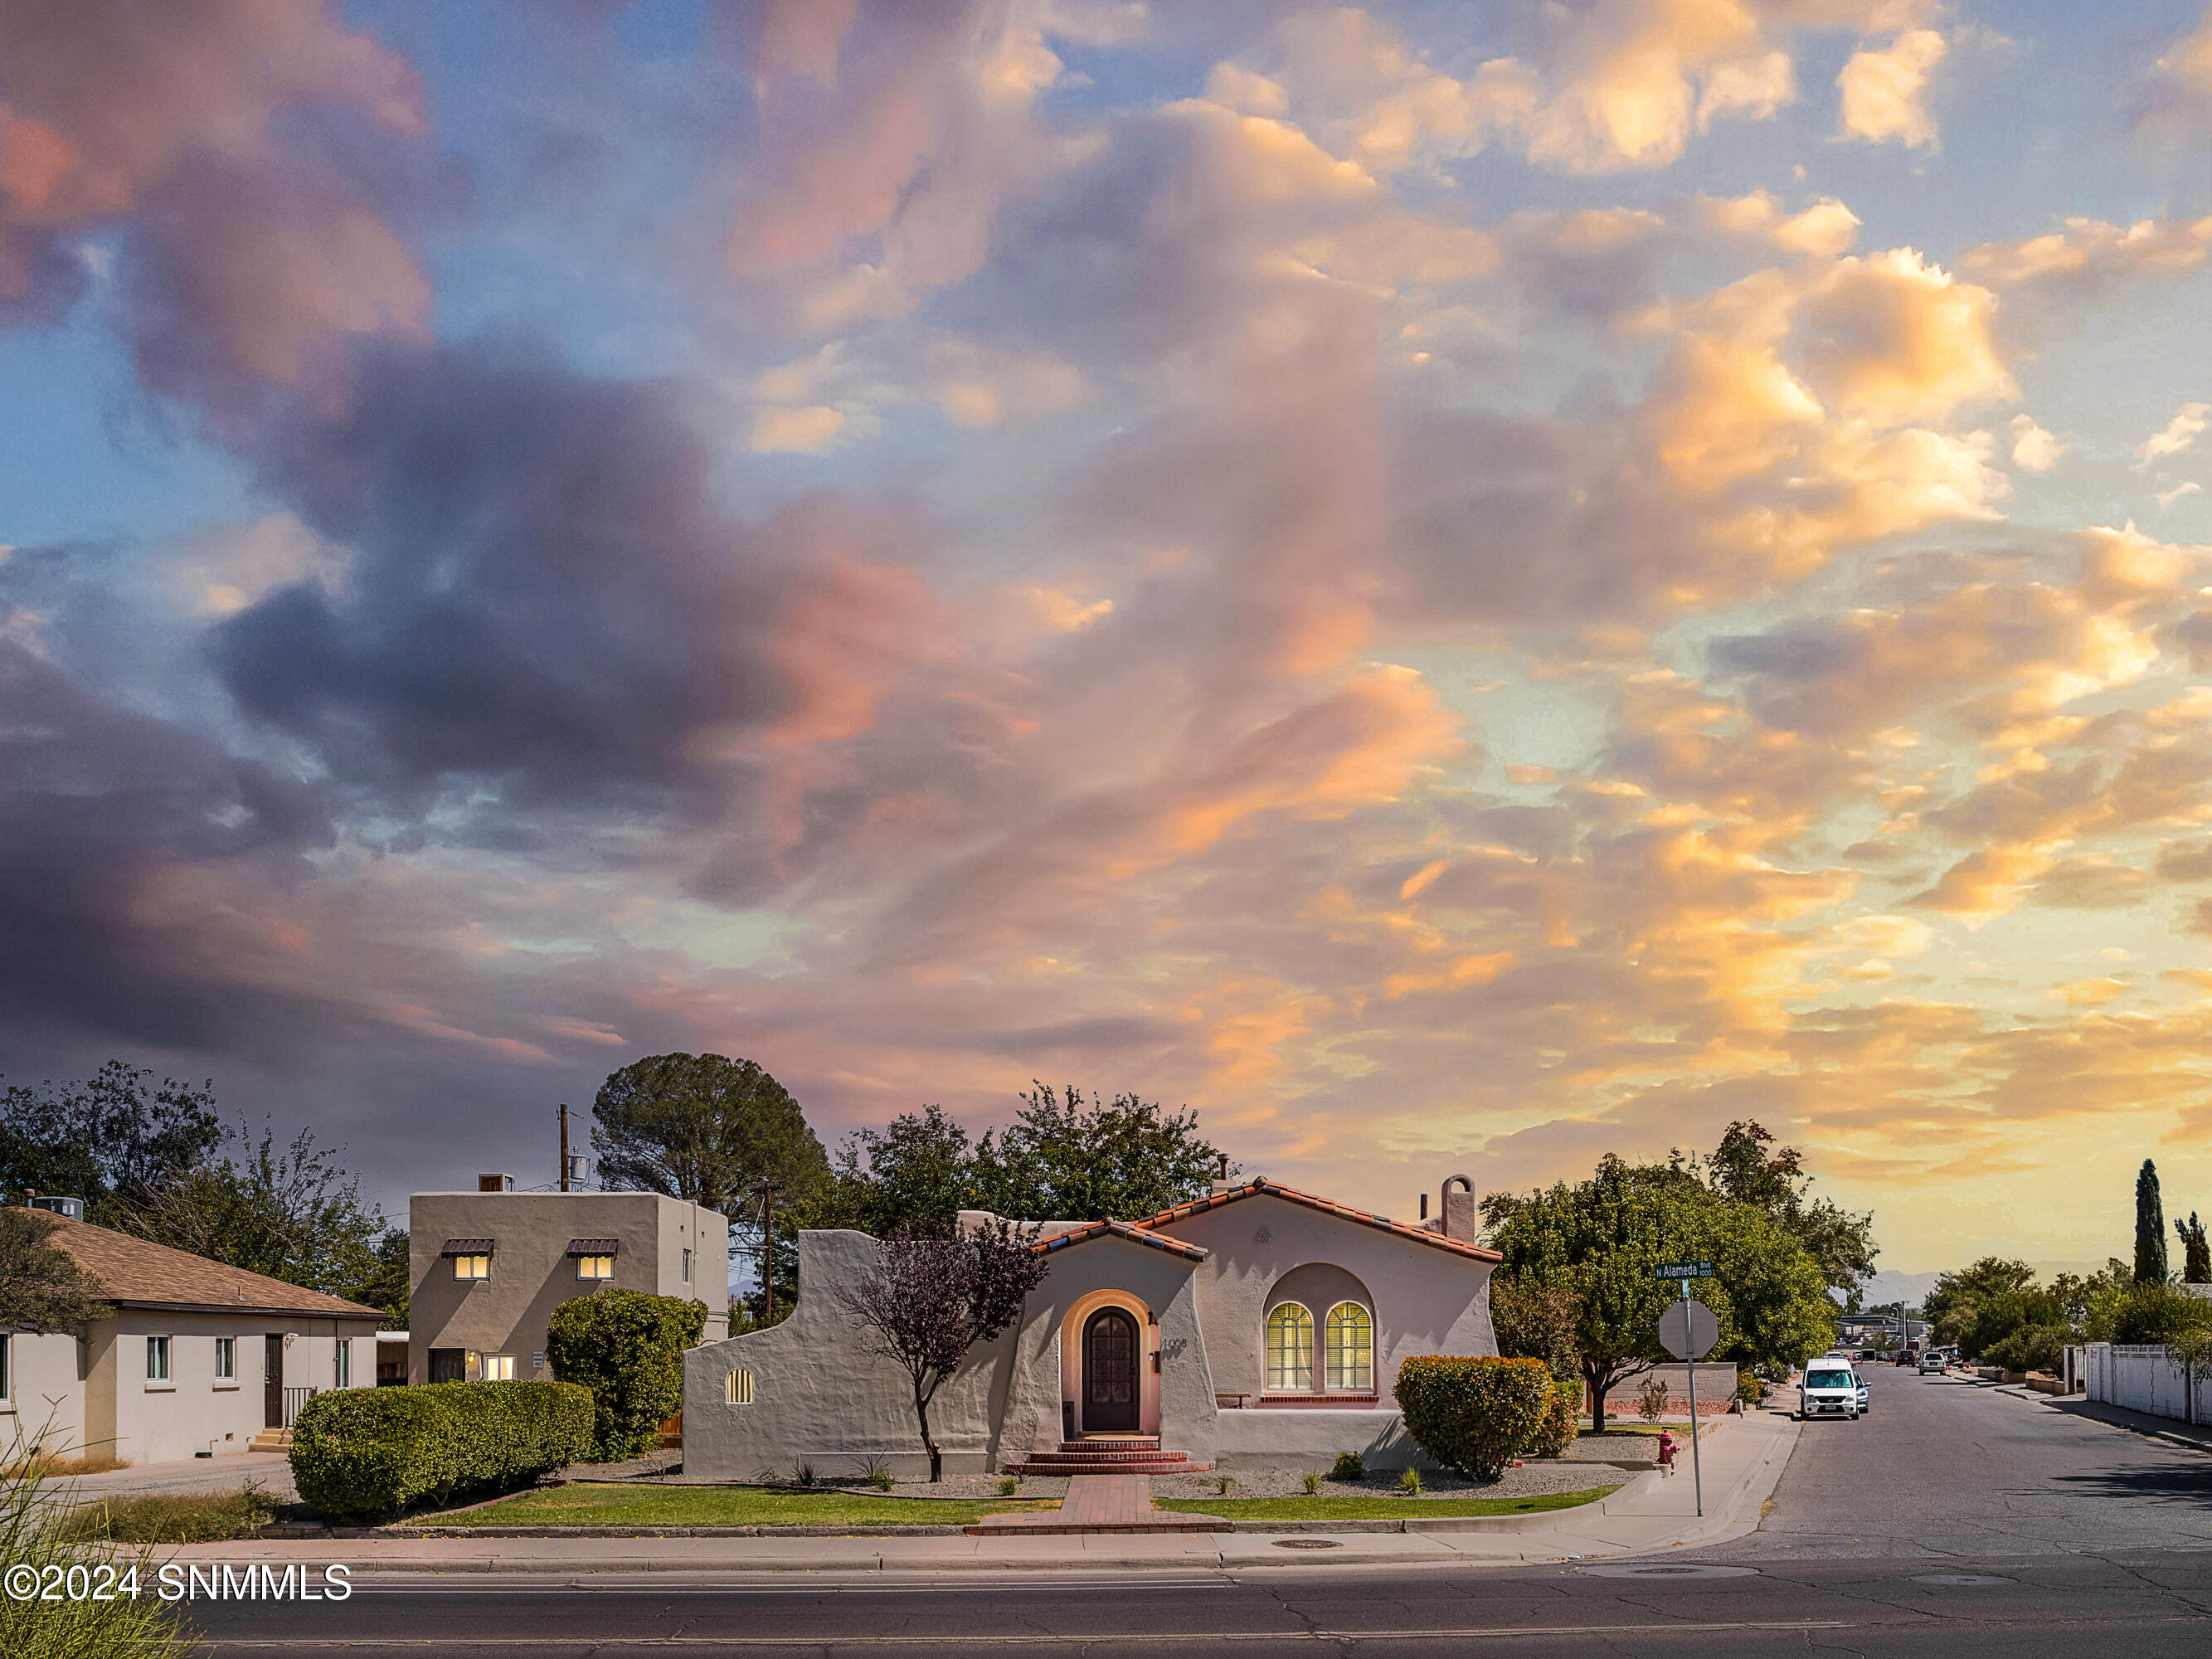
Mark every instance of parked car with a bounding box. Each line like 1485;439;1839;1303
1799;1360;1861;1420
1852;1369;1871;1413
1919;1350;1947;1374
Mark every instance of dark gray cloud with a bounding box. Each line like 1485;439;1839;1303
214;343;821;810
0;640;331;1054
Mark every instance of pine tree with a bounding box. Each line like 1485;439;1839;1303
2136;1159;2170;1284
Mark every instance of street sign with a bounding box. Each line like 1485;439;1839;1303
1655;1261;1714;1280
1658;1297;1719;1360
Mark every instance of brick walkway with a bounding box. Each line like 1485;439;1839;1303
969;1473;1227;1535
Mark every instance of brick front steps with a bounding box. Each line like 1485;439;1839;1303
1006;1438;1213;1476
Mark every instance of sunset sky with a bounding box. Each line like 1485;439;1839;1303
3;1;2210;1277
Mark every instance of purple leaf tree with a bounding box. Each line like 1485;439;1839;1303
834;1217;1048;1482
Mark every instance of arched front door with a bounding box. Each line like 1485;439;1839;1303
1081;1307;1140;1433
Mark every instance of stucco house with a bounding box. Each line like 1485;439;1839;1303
408;1175;729;1385
682;1174;1502;1478
5;1209;383;1467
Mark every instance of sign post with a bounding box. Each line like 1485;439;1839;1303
1655;1262;1717;1517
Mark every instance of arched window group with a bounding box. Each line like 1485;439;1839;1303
1265;1301;1373;1393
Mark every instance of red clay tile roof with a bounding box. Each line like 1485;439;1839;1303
35;1213;386;1319
1133;1179;1504;1262
1032;1217;1208;1262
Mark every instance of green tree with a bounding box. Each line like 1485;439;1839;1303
2084;1277;2212;1345
1489;1274;1582;1393
2137;1158;2169;1284
2051;1259;2130;1326
591;1053;829;1324
0;1209;114;1335
2178;1212;2211;1284
1957;1287;2068;1360
120;1121;389;1302
1694;1121;1879;1309
800;1105;979;1238
0;1061;225;1224
353;1227;411;1328
970;1085;1231;1221
547;1288;709;1462
1921;1257;2038;1346
1484;1155;1826;1430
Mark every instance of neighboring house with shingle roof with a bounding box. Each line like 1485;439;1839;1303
5;1208;382;1467
682;1172;1502;1481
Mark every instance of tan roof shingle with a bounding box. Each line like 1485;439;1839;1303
34;1213;385;1320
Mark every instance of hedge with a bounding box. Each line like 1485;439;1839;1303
1393;1356;1561;1479
289;1380;595;1521
548;1288;709;1462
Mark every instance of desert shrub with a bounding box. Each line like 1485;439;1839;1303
547;1288;710;1462
1330;1451;1366;1482
1525;1385;1578;1458
1301;1470;1321;1495
1735;1370;1762;1404
1398;1466;1423;1494
289;1380;594;1521
1393;1356;1557;1481
871;1467;895;1492
0;1452;187;1657
1981;1323;2069;1375
1636;1376;1670;1423
996;1475;1017;1496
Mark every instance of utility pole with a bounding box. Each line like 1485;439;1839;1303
760;1180;775;1326
559;1105;571;1193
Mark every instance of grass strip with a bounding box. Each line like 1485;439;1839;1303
60;1486;279;1545
1155;1485;1618;1520
422;1483;1059;1529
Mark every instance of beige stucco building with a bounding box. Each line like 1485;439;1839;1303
683;1175;1501;1479
5;1211;382;1467
407;1178;729;1385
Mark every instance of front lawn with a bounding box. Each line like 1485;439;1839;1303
1156;1486;1618;1521
419;1484;1057;1529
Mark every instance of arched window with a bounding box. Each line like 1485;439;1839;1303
1266;1303;1313;1391
726;1368;756;1405
1324;1302;1373;1392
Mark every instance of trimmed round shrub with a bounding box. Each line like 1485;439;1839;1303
289;1380;594;1521
1393;1356;1558;1480
1524;1383;1578;1458
548;1288;710;1462
1330;1451;1366;1482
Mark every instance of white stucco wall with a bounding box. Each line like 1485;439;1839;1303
0;1332;88;1462
683;1230;1021;1481
1162;1192;1499;1405
105;1311;380;1465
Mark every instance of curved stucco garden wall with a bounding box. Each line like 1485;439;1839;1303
682;1230;1019;1481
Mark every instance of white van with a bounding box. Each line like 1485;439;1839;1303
1799;1359;1860;1420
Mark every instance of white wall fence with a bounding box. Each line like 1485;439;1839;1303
2082;1342;2212;1424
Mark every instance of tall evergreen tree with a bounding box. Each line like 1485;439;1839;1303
2136;1158;2170;1284
2177;1212;2211;1284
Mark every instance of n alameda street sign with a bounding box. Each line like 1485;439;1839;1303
1650;1265;1718;1516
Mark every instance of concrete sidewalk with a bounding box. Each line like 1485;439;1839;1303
155;1409;1799;1576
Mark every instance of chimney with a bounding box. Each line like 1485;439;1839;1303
478;1173;515;1193
1209;1152;1239;1198
1439;1175;1476;1243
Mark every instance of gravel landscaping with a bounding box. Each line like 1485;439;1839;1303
1151;1460;1633;1502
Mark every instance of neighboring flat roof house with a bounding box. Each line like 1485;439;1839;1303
683;1175;1502;1479
7;1210;383;1467
408;1176;730;1387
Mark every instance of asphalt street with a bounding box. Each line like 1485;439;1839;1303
177;1369;2212;1657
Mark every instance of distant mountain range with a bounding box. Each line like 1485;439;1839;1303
1850;1269;1944;1310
